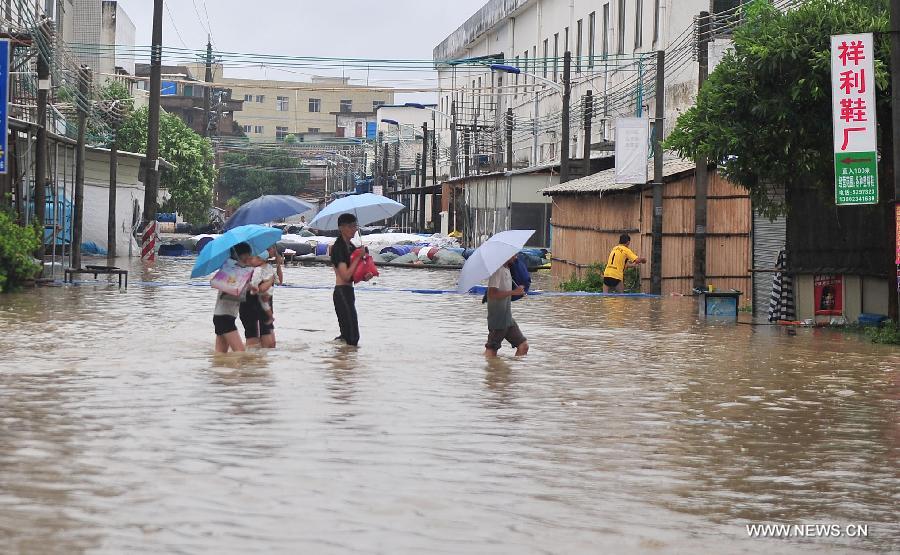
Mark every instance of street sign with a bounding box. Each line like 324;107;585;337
160;80;177;96
0;39;9;174
373;185;383;196
614;117;649;184
831;33;878;205
896;204;900;265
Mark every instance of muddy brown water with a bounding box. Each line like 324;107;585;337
1;257;897;554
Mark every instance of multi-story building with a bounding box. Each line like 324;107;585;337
433;0;720;172
72;0;136;82
217;75;393;143
134;64;244;137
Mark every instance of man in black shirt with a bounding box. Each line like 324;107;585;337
330;213;367;345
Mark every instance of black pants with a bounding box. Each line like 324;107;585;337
333;285;359;346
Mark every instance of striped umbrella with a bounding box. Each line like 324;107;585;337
768;250;795;322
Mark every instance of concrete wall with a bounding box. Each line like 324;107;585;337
82;149;145;255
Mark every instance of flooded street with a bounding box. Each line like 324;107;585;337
1;258;898;554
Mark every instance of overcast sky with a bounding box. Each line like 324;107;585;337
115;0;487;101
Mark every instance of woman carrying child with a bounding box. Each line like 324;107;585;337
240;246;283;349
213;242;253;353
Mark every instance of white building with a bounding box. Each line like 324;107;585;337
73;0;136;81
433;0;714;172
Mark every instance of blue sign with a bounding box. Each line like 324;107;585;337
366;121;376;139
161;80;177;96
0;39;9;174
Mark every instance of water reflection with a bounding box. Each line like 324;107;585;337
0;258;896;552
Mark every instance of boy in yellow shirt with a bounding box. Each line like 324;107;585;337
603;234;647;293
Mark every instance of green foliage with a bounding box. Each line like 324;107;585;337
0;211;41;292
117;107;216;224
665;0;890;217
221;147;310;206
225;197;241;210
90;81;135;145
559;263;641;293
283;134;297;144
865;322;900;344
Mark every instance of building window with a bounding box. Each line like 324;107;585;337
340;99;352;113
242;124;251;133
308;127;320;133
603;4;610;58
277;96;289;111
553;34;559;81
183;84;193;97
617;0;626;54
256;95;265;103
254;125;264;134
576;19;583;73
523;50;528;91
589;12;596;67
276;126;289;141
373;100;385;111
308;98;321;112
514;55;520;97
543;39;549;78
243;94;252;102
653;0;660;43
635;0;643;48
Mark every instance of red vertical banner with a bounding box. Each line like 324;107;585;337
814;274;844;316
895;204;900;265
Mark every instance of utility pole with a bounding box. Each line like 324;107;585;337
34;19;51;235
431;128;438;231
382;140;389;191
506;108;514;171
72;66;91;270
141;0;164;228
108;105;122;260
560;51;572;183
463;129;470;177
890;0;900;321
374;130;380;186
583;90;593;176
693;11;711;291
450;100;459;178
203;37;212;137
651;50;665;295
419;122;427;232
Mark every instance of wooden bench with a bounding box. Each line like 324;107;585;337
64;265;128;288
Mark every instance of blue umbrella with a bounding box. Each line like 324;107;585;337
309;193;404;230
190;225;282;278
224;195;315;231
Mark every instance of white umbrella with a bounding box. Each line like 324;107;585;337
309;193;405;230
457;230;535;293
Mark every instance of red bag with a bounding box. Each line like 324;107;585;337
350;248;379;283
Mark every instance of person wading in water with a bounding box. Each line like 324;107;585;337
330;213;370;346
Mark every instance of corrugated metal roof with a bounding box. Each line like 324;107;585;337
540;157;697;195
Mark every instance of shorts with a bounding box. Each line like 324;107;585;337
485;323;527;351
240;295;274;339
603;276;621;288
213;315;237;336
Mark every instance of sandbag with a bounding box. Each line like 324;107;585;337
391;253;418;264
433;249;465;266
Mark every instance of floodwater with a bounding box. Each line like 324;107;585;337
0;257;898;554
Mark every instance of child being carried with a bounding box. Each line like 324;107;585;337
250;250;279;325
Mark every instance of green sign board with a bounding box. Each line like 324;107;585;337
834;152;878;205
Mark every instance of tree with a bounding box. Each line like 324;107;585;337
118;107;217;224
665;0;890;218
220;146;310;205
